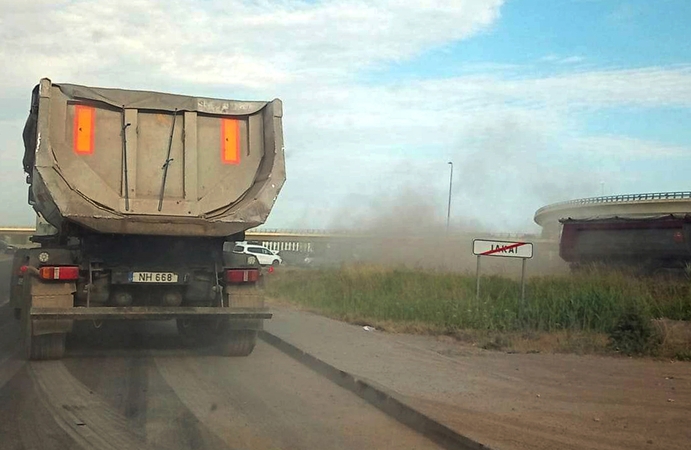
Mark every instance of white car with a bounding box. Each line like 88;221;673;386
233;242;282;266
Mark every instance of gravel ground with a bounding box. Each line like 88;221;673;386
265;304;691;450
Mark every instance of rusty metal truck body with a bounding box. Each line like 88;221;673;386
12;79;285;359
560;215;691;272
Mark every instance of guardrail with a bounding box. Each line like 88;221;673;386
535;191;691;216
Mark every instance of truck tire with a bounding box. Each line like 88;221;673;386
28;333;66;360
217;330;257;357
177;319;257;356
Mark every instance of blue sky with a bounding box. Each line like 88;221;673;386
0;0;690;232
351;0;691;228
372;0;691;79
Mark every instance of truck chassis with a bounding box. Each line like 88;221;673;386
11;237;271;360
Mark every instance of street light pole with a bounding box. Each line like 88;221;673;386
446;161;453;232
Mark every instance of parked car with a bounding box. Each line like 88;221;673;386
232;242;282;266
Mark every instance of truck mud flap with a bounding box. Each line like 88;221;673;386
30;306;272;321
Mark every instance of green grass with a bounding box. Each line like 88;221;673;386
267;265;691;338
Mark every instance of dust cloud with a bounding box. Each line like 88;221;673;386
296;115;583;275
448;117;602;231
301;189;567;276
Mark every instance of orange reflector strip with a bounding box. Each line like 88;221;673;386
73;105;95;155
221;119;241;164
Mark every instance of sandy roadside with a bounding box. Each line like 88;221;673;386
264;304;691;450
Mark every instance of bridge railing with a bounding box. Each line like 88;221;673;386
251;228;539;239
535;191;691;216
251;228;357;235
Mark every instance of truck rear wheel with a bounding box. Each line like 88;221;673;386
28;333;66;360
177;319;257;356
217;330;257;357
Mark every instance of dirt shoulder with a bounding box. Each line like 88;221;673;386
264;303;691;450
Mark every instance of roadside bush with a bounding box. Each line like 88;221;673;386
608;310;658;355
481;334;512;351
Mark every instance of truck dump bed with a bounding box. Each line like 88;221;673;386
23;79;285;237
560;215;691;266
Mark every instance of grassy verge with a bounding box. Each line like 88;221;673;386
266;265;691;358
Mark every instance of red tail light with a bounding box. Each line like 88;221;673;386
225;269;259;284
38;266;80;281
673;231;684;243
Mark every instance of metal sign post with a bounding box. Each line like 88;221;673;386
472;239;534;305
475;255;481;301
521;258;526;307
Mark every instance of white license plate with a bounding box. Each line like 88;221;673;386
129;272;178;283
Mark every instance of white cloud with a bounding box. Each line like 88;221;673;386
272;68;691;230
0;0;504;90
1;0;690;231
280;66;691;170
281;66;691;155
540;55;585;64
557;56;585;64
566;135;689;161
0;0;505;225
540;54;559;62
409;66;691;112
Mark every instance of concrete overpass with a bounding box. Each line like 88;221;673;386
1;226;549;250
534;191;691;237
0;226;561;264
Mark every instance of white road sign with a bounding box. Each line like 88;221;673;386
472;239;533;259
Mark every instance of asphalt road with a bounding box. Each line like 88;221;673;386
0;259;441;450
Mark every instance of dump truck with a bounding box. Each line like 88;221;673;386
560;215;691;272
10;78;285;360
